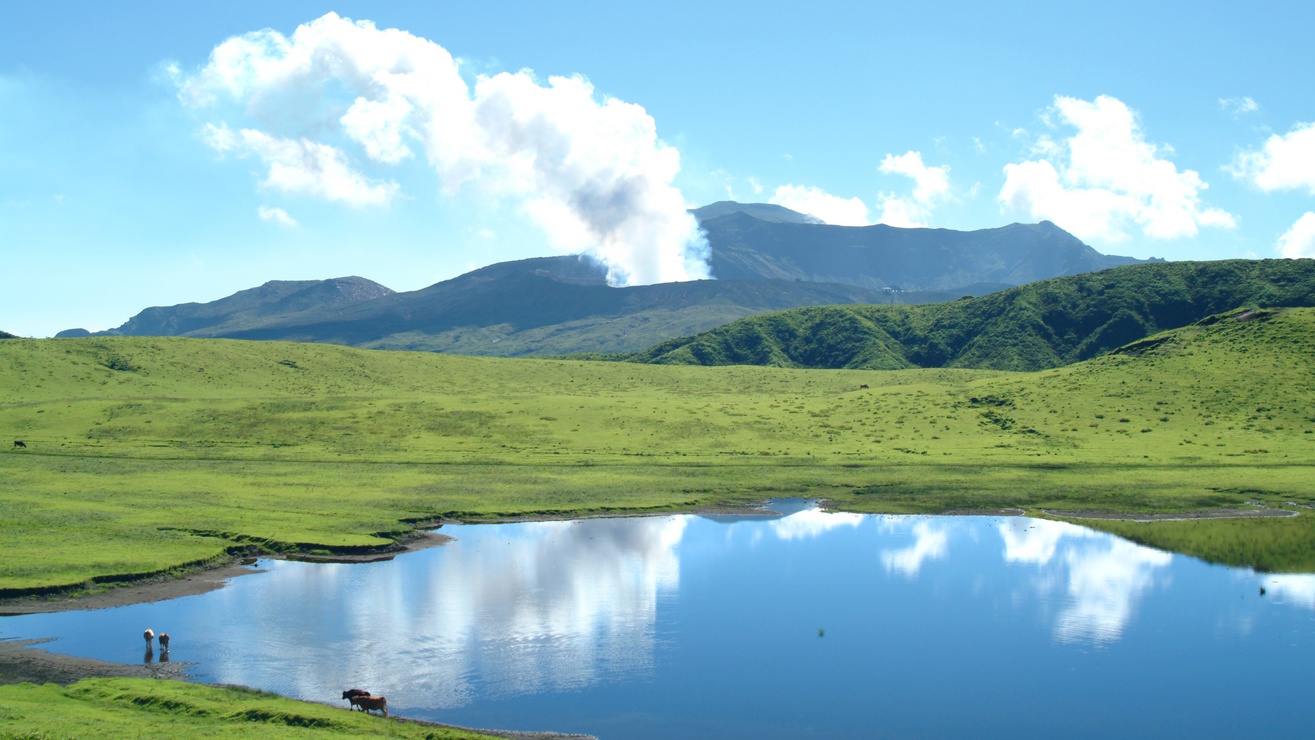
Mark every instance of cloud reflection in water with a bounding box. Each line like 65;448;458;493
998;518;1173;643
206;515;688;709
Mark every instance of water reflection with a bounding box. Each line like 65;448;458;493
880;519;949;578
999;518;1173;643
197;515;689;709
1261;573;1315;610
3;505;1313;738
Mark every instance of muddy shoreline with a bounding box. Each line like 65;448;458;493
0;531;452;616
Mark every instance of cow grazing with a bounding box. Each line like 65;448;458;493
12;440;25;448
352;695;388;717
342;689;370;709
859;384;869;390
158;633;170;651
143;628;154;647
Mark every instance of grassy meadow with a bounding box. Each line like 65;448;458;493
2;306;1314;594
0;678;494;739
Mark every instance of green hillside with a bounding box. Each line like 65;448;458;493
1;307;1314;594
0;679;494;739
628;259;1315;371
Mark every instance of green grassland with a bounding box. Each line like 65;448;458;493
0;678;494;739
2;306;1314;594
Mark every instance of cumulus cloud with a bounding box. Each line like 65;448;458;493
257;205;298;226
1277;212;1315;258
876;150;950;227
205;124;399;206
1230;122;1315;195
769;184;871;226
178;12;708;286
1219;96;1259;116
999;95;1236;242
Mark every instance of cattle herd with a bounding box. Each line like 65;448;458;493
142;628;169;652
341;688;388;716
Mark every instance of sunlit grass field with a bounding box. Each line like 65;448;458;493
0;679;495;738
2;307;1314;592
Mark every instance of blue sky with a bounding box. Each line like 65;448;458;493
3;1;1314;336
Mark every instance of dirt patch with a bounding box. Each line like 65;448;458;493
940;507;1026;517
1042;508;1299;522
0;639;190;686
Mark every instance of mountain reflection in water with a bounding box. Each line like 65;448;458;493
3;503;1312;738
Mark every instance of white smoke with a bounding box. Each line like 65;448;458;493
177;12;709;286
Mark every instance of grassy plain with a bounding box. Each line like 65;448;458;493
2;307;1314;594
0;678;493;739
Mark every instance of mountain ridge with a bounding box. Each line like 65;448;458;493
59;205;1154;356
623;259;1315;371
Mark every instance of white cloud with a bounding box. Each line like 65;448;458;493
1219;96;1259;116
876;150;950;227
1277;212;1315;258
1230;122;1315;195
178;12;708;287
999;95;1236;242
748;176;763;195
769;184;871;226
257;205;298;226
204;123;399;206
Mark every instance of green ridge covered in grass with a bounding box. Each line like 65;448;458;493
625;259;1315;370
2;305;1314;593
0;678;494;738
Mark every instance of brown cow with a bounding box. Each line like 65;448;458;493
158;633;170;651
352;695;388;717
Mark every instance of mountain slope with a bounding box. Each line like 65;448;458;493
90;277;395;338
698;207;1153;290
0;330;16;339
627;259;1315;371
219;258;901;354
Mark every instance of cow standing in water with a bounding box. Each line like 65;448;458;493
158;633;170;652
143;629;154;647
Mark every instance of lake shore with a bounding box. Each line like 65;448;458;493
0;641;595;739
0;530;452;616
0;505;775;616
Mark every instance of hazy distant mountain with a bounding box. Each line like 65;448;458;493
67;203;1155;355
691;201;824;224
696;203;1155;291
86;277;394;338
218;256;919;355
55;328;91;338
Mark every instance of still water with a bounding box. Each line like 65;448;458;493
4;502;1314;737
